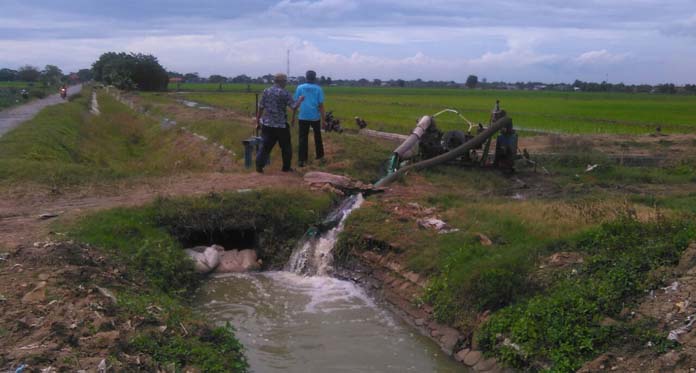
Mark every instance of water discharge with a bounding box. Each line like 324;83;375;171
195;194;465;371
286;193;364;276
195;272;464;372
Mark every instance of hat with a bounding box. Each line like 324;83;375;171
305;70;317;82
274;73;288;83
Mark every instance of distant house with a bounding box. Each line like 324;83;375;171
169;77;183;83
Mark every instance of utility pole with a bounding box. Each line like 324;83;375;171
286;49;290;78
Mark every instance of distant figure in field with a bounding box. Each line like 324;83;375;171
294;70;325;167
255;73;303;173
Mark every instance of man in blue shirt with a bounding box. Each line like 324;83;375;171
256;73;303;173
293;70;325;167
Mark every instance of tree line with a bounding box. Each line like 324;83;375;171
168;71;696;94
4;53;694;95
0;65;92;85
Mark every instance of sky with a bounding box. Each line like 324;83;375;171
1;0;695;84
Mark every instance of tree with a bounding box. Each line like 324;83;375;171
17;65;41;82
184;73;200;83
0;68;17;81
372;78;382;86
92;52;168;91
208;74;227;83
77;68;93;82
230;74;252;83
465;75;478;89
396;79;405;87
41;65;63;86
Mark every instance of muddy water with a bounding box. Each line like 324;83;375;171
195;271;465;372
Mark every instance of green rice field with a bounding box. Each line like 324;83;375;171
171;83;696;135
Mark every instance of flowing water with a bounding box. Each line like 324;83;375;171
286;194;364;276
194;194;465;372
195;272;464;372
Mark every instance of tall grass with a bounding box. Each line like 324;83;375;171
0;90;221;187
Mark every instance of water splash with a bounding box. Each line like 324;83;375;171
286;194;364;276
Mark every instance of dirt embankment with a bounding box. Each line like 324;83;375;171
1;241;155;371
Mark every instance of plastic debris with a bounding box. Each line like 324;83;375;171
663;281;679;293
95;286;117;303
39;212;60;220
585;164;599;172
676;300;690;313
668;314;696;342
97;359;107;373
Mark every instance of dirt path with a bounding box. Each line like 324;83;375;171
0;84;82;138
0;171;303;249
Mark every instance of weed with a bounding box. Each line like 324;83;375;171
477;217;696;372
130;324;247;372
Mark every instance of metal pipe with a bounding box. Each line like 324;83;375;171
392;115;433;159
375;116;512;187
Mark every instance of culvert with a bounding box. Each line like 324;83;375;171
189;195;465;372
178;228;257;251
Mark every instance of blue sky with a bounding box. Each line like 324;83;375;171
1;0;694;84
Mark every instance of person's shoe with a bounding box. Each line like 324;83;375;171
255;167;264;173
298;161;306;167
282;168;295;173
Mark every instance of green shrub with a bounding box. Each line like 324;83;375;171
477;217;696;372
30;89;46;99
131;324;247;372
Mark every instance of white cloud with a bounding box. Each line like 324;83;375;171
267;0;359;20
573;49;629;65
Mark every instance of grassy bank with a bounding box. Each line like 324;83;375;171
336;155;696;371
0;82;54;109
0;89;223;188
478;217;696;371
66;189;334;371
137;91;395;183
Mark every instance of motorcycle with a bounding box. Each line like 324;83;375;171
59;87;67;100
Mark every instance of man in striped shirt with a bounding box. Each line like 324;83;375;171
255;73;303;173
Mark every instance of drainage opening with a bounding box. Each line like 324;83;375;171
179;228;257;250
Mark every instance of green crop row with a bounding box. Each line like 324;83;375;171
173;84;696;135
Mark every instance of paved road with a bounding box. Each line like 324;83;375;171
0;83;83;138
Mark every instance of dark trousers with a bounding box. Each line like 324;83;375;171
298;120;324;163
256;125;292;171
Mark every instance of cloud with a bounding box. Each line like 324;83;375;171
267;0;359;20
1;0;696;83
661;14;696;38
573;50;629;65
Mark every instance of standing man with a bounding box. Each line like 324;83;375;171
294;70;325;167
256;73;303;173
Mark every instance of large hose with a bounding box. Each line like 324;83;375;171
375;116;512;187
393;115;434;159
